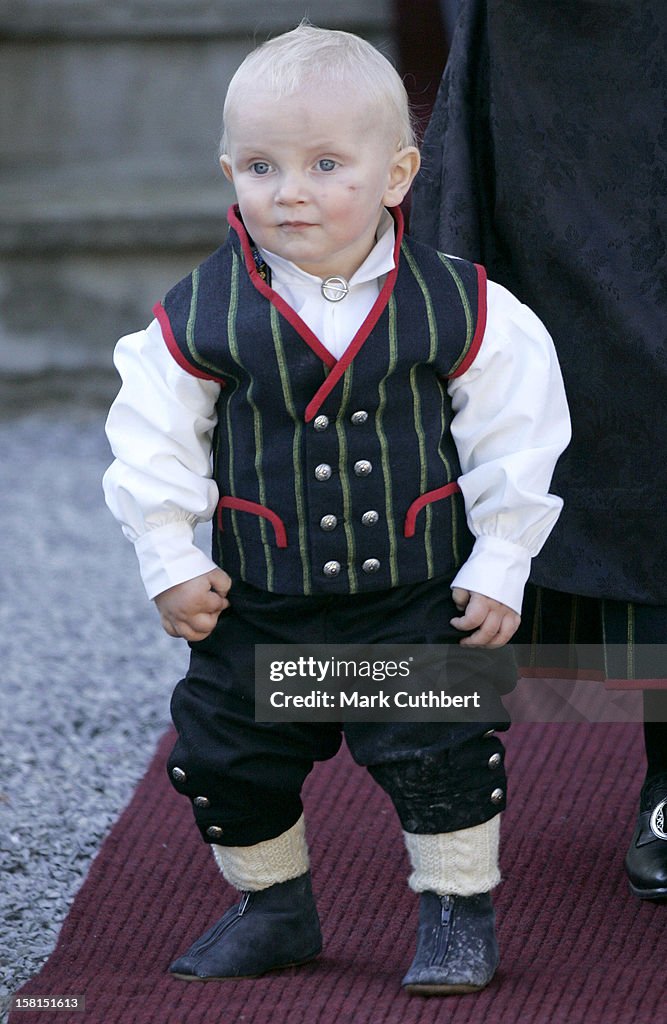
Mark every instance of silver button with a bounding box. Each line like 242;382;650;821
354;459;372;477
361;510;379;526
194;796;210;808
323;560;341;577
351;410;368;425
487;753;502;770
313;415;329;431
483;729;495;738
206;825;224;840
320;514;338;531
362;558;381;574
171;767;186;783
315;463;332;481
490;788;504;804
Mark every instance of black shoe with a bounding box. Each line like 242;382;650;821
402;891;499;996
625;777;667;901
169;872;322;980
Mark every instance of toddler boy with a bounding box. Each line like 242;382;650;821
104;24;570;995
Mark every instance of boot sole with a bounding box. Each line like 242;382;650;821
170;949;322;982
403;980;489;996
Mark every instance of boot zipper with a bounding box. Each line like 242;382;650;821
191;892;251;956
432;895;453;965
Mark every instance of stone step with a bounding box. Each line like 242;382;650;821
1;0;391;38
0;167;232;252
0;0;395;382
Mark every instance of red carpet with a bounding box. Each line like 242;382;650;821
9;721;667;1024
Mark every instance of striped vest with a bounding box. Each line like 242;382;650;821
155;205;487;596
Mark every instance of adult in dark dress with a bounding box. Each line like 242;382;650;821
410;0;667;899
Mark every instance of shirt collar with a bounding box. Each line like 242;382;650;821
258;208;395;293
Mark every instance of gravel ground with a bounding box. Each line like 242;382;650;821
0;397;192;1022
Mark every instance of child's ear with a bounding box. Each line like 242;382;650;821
219;155;234;183
383;147;421;207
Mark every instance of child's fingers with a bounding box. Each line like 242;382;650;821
159;616;181;639
450;596;485;632
450;592;521;647
458;612;502;646
459;610;521;648
202;588;228;613
161;610;220;642
495;612;521;646
208;567;233;598
183;612;221;641
451;587;470;612
453;606;499;642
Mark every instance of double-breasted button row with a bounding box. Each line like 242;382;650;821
312;411;369;431
319;511;379;531
311;408;377;581
322;558;382;577
315;461;372;480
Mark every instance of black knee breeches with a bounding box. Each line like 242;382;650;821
167;578;513;845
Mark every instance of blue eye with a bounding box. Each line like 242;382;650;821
317;159;337;172
251;161;271;175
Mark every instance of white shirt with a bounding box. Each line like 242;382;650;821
103;224;571;613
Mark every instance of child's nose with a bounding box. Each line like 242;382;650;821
275;172;307;205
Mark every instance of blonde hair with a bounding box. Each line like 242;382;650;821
221;23;417;155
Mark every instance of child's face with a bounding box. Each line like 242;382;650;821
221;85;419;280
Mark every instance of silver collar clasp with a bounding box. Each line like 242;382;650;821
321;275;349;302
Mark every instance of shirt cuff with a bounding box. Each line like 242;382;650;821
450;535;532;615
134;521;219;600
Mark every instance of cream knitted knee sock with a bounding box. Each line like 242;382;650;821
212;814;310;892
403;815;501;896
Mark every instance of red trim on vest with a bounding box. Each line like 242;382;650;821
217;495;288;548
227;205;336;370
304;208;404;423
447;262;488;379
153;302;228;384
404;482;462;538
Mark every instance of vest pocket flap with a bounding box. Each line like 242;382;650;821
404;483;462;538
217;497;288;548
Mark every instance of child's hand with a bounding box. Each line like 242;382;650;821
154;568;232;641
450;588;520;648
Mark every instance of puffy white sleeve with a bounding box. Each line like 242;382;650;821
102;318;222;600
448;280;571;614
